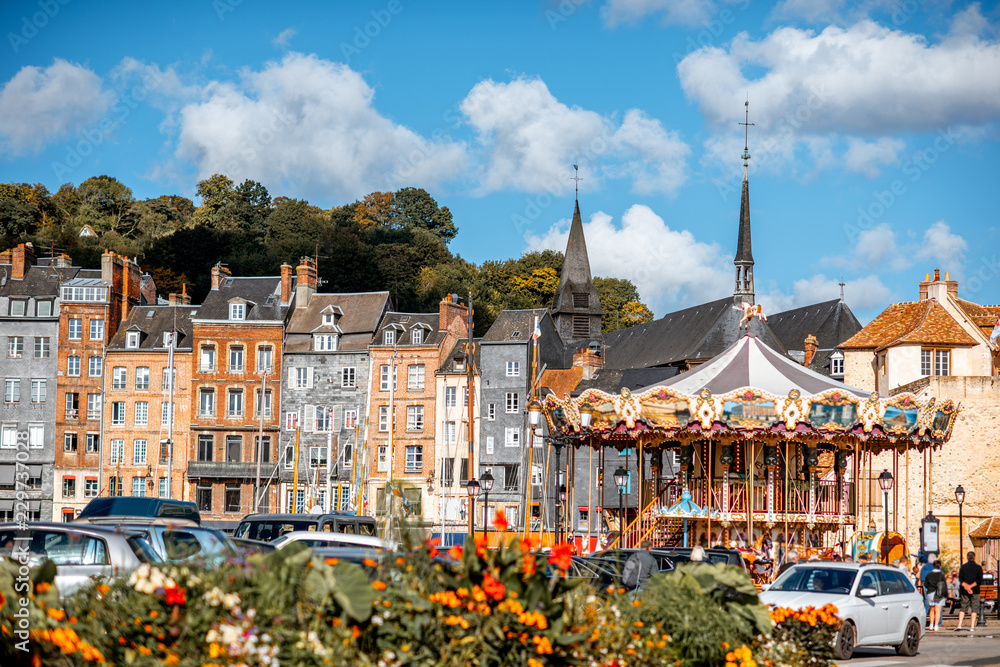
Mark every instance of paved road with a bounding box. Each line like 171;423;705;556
842;631;1000;667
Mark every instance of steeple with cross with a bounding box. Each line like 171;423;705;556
734;97;755;305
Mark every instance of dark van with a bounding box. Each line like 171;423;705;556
75;497;201;526
233;512;377;542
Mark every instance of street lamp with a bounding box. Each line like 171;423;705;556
480;470;494;539
878;469;894;564
558;484;567;543
614;466;627;547
955;485;965;563
466;478;479;536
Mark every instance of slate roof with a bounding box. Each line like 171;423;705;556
602;296;788;369
107;305;198;351
481;309;548;343
439;337;482;373
285;291;389;352
767;299;862;352
0;263;80;297
193;276;288;322
573;367;680;396
839;300;978;351
735;173;753;263
373;312;446;347
551;200;603;318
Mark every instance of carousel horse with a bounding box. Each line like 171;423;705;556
739;301;767;330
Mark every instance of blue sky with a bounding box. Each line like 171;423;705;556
1;0;998;323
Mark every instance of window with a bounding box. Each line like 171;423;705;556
64;433;77;452
831;355;844;376
131;477;147;497
920;349;950;377
407;364;425;389
134;402;148;426
200;346;215;371
126;331;140;349
67;355;81;376
488;404;496;421
464;387;469;408
227;390;244;417
65;392;79;418
112;367;127;389
405;445;423;472
36;300;52;317
62;286;107;302
383;330;396;345
341;441;353;468
445;421;457;444
322;312;335;325
505;392;519;414
377;445;388;472
33;337;49;358
505;427;520;448
9;300;25;317
0;425;14;449
197;485;212;513
62;477;76;498
30;379;46;403
572;315;590;338
293;367;313;389
254;436;271;463
229;346;244;372
486;436;494;455
89;319;104;341
445;386;457;409
309;447;328;469
531;465;543;485
344;409;358;429
314;335;336;351
411;328;423;344
86;394;101;420
285;411;298;430
442;458;454;486
225;484;241;513
199;389;215;416
7;336;24;358
341;367;356;388
379;365;396;391
226;435;242;462
159;439;169;463
133;439;147;465
454;357;465;371
162;331;174;348
161;367;175;392
84;479;98;497
459;458;469;486
506;361;520;377
284;445;295;469
86;433;99;453
109;439;124;465
379;406;390;432
502;464;520;491
406;405;424;431
255;389;272;418
257;345;273;372
88;355;102;377
286;488;305;513
159;477;168;498
229;303;245;320
197;434;213;462
26;423;42;449
4;379;18;403
315;406;331;432
110;402;125;426
135;367;149;390
67;318;82;340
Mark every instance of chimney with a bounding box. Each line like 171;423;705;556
573;345;604;381
0;248;12;265
295;257;317;308
280;263;293;306
439;293;468;333
169;284;192;306
803;334;818;368
11;243;36;280
101;250;120;285
122;257;141;319
924;267;958;303
54;254;72;269
919;272;931;300
211;263;231;290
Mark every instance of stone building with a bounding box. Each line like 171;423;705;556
840;269;1000;562
99;296;196;511
282;256;389;513
187;264;290;527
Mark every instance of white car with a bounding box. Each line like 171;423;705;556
270;531;395;551
759;562;924;660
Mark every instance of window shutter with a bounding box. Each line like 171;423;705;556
304;405;315;432
332;405;342;431
307;367;314;388
486;436;494;455
288;366;296;388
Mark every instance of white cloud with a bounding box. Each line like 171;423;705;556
172;53;468;202
759;274;891;314
844;137;905;178
0;59;114;156
272;28;297;48
601;0;718;27
525;204;730;314
917;220;967;270
770;0;847;23
461;77;690;195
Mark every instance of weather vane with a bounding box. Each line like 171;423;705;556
571;164;582;200
739;95;754;167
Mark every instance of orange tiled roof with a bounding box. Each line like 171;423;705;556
955;298;1000;328
839;300;977;351
969;517;1000;539
538;367;583;399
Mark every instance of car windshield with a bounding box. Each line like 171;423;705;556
127;535;163;563
771;567;856;593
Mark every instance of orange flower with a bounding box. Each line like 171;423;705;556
448;545;463;560
46;608;65;621
548;542;573;571
372;581;386;590
149;611;158;619
363;558;377;567
325;558;339;565
35;583;50;594
493;508;509;532
482;573;506;602
519;536;536;553
523;554;537;577
427;538;441;559
473;533;488;557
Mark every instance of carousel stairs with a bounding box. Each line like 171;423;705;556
613;484;682;549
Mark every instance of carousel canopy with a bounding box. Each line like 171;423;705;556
650;335;870;399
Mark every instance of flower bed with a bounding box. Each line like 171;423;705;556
1;517;839;667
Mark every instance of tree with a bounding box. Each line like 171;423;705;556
594;276;654;333
77;175;135;234
193;174;235;228
394;187;457;243
265;198;328;261
353;191;395;230
226;179;273;235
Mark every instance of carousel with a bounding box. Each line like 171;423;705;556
529;334;958;578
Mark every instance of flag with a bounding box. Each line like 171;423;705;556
991;316;1000;346
532;315;541;341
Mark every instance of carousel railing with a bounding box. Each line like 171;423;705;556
607;482;676;550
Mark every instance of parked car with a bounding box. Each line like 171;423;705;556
0;523;161;597
233;512;377;542
759;562;924;660
271;531;395;551
230;537;276;556
74;497;200;526
592;547;746;572
109;523;239;565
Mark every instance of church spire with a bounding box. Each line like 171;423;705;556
734;97;755;305
551;178;603;342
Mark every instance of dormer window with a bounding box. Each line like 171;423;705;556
315;335;336;351
411;328;423;345
126;332;140;349
229;303;245;320
9;300;26;317
830;351;844;377
163;332;174;348
322;313;334;325
383;330;396;346
454;357;465;371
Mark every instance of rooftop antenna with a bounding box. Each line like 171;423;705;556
739;94;754;170
571;164;582;201
839;276;845;302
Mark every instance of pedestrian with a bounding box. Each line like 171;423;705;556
690;545;706;562
621;539;658;593
774;549;799;580
956;551;983;632
898;558;915;585
924;560;946;631
919;554;934;617
858;553;870;564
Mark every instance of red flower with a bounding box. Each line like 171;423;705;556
519;536;536;553
548;543;573;571
427;537;441;559
448;545;463;560
523;554;537;577
473;533;488;558
164;586;186;606
493;509;509;532
482;573;506;601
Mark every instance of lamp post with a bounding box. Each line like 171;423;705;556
480;470;494;539
878;469;894;564
614;466;627;548
466;478;479;536
955;485;965;563
558;484;567;543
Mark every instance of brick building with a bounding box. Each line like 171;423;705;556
187;264;291;526
53;251;143;520
99;296;196;511
365;296;468;524
281;256;389;512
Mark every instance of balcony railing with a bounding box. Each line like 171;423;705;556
188;461;274;479
199;364;215;372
